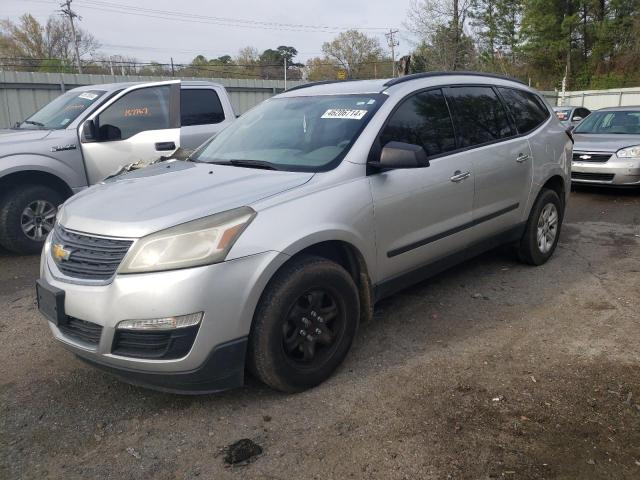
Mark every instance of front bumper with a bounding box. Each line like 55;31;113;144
572;154;640;186
40;243;288;393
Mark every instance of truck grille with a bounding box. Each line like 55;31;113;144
51;226;133;280
58;317;103;345
572;152;612;163
571;172;615;182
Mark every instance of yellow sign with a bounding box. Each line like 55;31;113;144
337;70;347;80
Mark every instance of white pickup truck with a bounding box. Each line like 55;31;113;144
0;80;236;253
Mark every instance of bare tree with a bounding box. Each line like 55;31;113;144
405;0;475;70
0;14;99;70
321;30;383;79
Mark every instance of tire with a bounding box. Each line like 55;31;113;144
517;188;563;266
248;255;360;393
0;184;63;254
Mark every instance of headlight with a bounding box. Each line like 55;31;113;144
616;145;640;158
118;207;256;273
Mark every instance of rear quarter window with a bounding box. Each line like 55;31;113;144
497;87;550;134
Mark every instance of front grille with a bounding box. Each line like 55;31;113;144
571;172;615;182
51;226;133;280
58;317;103;345
572;152;612;163
112;325;199;359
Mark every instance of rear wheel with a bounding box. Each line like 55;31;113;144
248;255;359;392
0;185;63;254
517;188;563;265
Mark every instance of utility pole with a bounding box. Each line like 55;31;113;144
59;0;83;74
385;29;399;78
171;57;175;77
283;56;287;90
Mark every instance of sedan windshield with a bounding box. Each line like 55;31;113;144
574;110;640;134
192;94;385;171
17;89;106;130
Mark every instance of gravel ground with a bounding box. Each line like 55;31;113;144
1;186;639;480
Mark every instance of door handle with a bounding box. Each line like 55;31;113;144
516;153;531;163
450;170;471;183
155;141;176;151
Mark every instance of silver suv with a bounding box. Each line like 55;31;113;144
37;73;572;394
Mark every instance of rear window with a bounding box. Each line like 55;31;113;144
446;86;514;147
498;87;550;134
181;89;225;126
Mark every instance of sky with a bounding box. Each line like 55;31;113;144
4;0;414;65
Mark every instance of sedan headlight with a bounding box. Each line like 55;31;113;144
616;145;640;158
118;207;256;273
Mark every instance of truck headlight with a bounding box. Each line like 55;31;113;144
118;207;255;273
616;145;640;158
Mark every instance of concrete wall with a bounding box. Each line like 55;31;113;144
0;71;303;129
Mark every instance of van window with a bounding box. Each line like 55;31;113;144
446;86;514;147
97;86;171;141
380;89;456;157
497;87;549;134
181;89;225;126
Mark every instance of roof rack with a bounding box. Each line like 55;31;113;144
383;71;526;88
285;79;364;92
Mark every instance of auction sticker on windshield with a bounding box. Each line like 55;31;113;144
79;92;99;100
321;109;368;120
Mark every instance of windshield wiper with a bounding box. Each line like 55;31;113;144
23;120;46;127
209;159;280;170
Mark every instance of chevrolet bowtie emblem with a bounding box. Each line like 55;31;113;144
52;243;72;262
579;154;591;160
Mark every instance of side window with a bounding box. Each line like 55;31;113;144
180;89;225;126
97;86;171;141
380;89;456;157
497;87;549;135
446;86;514;147
575;108;590;119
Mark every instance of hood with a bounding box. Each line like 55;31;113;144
573;133;640;153
60;161;314;237
0;128;52;145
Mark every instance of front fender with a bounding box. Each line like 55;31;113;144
0;153;85;190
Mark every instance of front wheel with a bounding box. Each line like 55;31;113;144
517;188;563;266
248;255;360;392
0;185;63;254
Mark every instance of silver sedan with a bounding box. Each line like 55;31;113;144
571;107;640;186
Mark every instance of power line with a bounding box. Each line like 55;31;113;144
385;29;399;78
23;0;394;33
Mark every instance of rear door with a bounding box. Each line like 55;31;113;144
79;80;180;184
369;88;475;281
445;85;533;240
179;86;232;149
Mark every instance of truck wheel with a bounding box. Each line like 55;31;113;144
0;185;63;254
517;188;563;266
248;255;360;393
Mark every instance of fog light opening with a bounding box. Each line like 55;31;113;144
116;312;203;331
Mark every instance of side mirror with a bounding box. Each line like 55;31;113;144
374;141;430;169
572;116;582;122
82;119;97;142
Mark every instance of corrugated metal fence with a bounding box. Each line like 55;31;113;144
0;71;303;129
555;87;640;110
2;70;640;128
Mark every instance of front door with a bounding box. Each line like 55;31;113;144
369;88;475;282
80;80;181;184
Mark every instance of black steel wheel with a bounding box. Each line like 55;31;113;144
248;255;359;392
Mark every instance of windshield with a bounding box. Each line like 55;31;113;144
574;110;640;134
554;109;572;121
17;89;106;130
192;94;385;171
